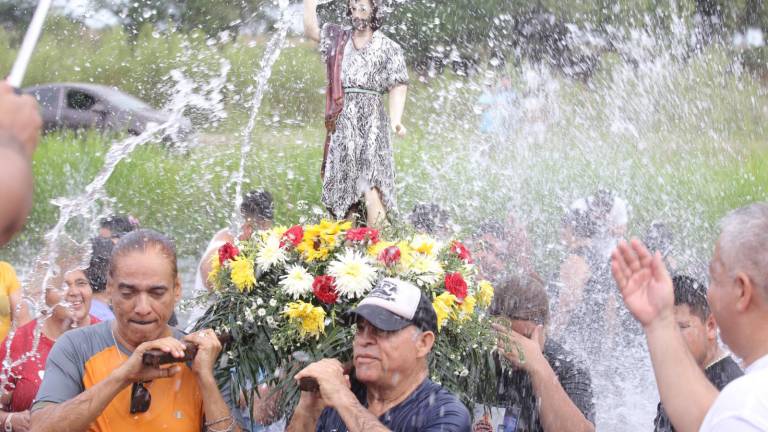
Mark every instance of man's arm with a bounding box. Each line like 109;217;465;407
303;0;320;42
0;82;41;247
529;363;594;432
285;392;325;432
329;391;391;432
199;231;232;292
612;239;718;432
31;369;133;432
183;330;241;432
0;139;33;246
289;359;391;432
494;324;593;432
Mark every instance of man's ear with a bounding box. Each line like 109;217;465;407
416;330;435;358
174;276;183;302
734;272;754;312
705;313;718;340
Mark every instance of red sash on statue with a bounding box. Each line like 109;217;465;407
321;25;351;179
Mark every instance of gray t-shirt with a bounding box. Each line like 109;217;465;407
32;321;205;431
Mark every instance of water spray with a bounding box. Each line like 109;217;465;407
6;0;53;88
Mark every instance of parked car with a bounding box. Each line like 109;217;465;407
23;83;192;140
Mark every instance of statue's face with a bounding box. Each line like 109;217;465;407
349;0;374;31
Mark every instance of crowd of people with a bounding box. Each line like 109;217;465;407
2;0;768;429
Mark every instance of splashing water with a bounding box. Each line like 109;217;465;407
0;3;766;431
0;62;230;394
230;1;293;231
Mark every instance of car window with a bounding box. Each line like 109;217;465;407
66;90;96;111
101;89;151;111
30;87;60;109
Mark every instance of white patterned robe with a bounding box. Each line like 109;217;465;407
319;23;409;219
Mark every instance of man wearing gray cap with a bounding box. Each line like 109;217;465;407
286;277;471;432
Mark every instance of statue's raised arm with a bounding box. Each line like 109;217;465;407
303;0;321;42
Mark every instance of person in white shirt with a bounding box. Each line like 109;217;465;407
193;190;274;295
611;202;768;432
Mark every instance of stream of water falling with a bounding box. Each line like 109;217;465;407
230;0;293;231
0;63;230;391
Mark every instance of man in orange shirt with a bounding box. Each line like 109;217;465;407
30;229;239;432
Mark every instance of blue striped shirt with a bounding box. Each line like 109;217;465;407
317;378;471;432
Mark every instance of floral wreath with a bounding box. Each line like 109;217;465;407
196;219;506;413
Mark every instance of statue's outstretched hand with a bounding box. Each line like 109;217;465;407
611;238;674;328
393;123;407;137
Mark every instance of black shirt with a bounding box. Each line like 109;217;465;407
495;339;595;432
653;355;744;432
316;377;471;432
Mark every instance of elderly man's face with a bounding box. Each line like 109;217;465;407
108;248;180;349
353;318;431;387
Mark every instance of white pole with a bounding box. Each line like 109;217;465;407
7;0;54;88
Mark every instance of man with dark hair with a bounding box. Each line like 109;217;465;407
98;215;138;243
31;229;238;431
0;81;42;246
475;275;595;432
288;278;471;432
196;190;274;294
653;275;743;432
191;190;279;430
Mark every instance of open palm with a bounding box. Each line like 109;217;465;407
611;239;674;327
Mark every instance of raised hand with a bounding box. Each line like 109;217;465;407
492;321;546;373
611;238;674;328
392;123;407;137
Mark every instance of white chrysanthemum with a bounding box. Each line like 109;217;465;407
279;265;314;299
256;234;288;272
328;250;378;299
410;234;440;257
408;254;444;286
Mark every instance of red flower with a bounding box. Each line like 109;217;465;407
312;275;338;304
378;246;401;267
444;272;468;300
450;241;473;263
218;242;239;265
346;227;380;244
282;225;304;247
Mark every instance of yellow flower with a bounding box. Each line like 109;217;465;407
297;219;351;262
368;241;395;257
259;226;288;242
458;294;476;321
396;241;415;269
283;301;326;338
207;253;222;288
477;280;494;307
410;234;439;257
230;256;256;292
432;292;457;332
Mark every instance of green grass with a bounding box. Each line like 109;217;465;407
1;30;767;279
